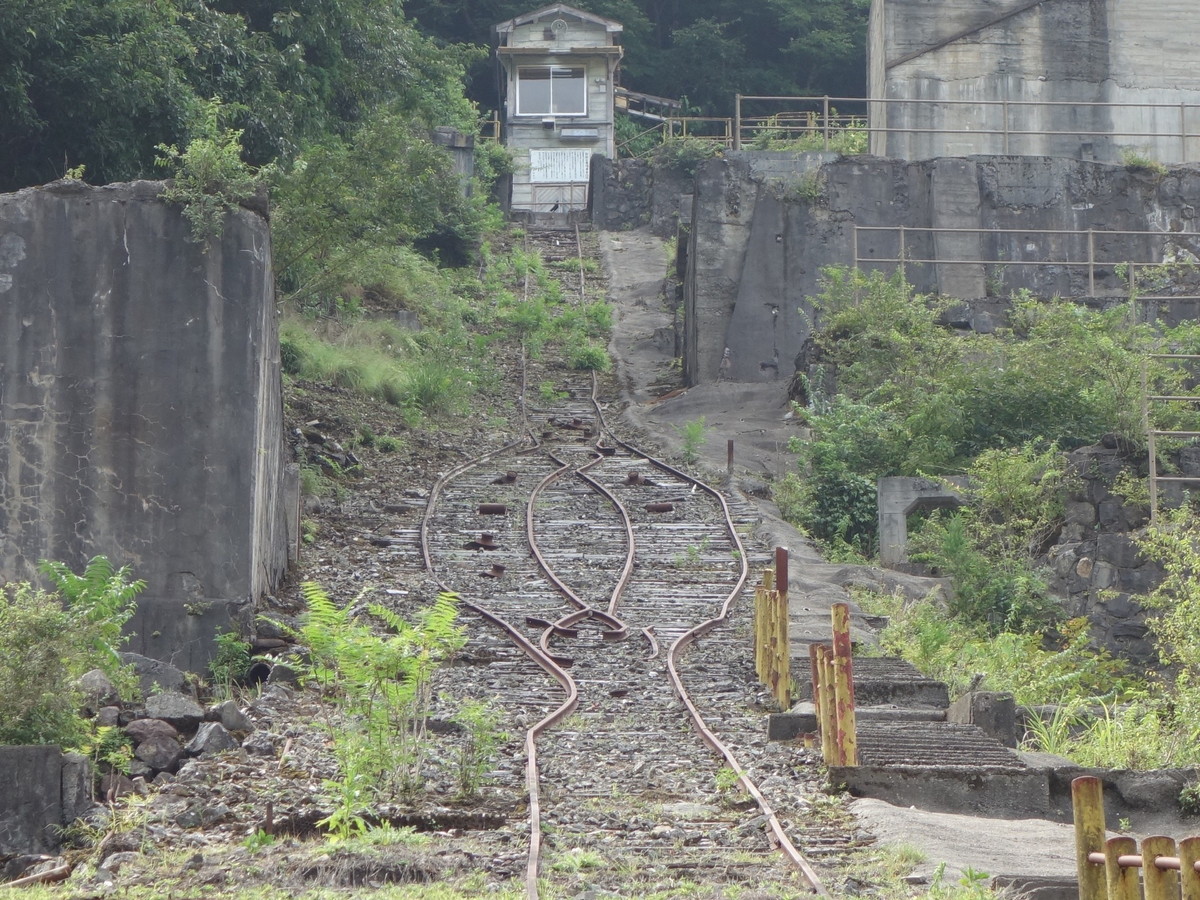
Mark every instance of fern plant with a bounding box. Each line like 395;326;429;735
39;556;144;680
297;582;465;839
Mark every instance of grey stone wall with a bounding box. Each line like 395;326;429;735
0;181;298;670
870;0;1200;164
1044;442;1162;663
682;153;1200;386
590;156;695;236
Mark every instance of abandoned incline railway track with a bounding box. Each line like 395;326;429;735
407;227;861;898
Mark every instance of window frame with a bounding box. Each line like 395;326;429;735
516;65;588;117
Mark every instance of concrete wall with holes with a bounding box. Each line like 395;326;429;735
679;153;1200;387
869;0;1200;163
0;180;299;671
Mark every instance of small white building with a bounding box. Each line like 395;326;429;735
494;4;623;213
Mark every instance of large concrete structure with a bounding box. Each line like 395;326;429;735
0;180;298;671
495;4;622;213
677;153;1200;387
869;0;1200;163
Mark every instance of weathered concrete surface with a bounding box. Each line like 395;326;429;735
851;797;1081;889
0;181;298;668
877;476;968;567
682;153;1200;386
0;746;71;854
870;0;1200;164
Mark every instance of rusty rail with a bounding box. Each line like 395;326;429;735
1073;775;1200;899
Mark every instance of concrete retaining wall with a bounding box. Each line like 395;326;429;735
870;0;1200;164
590;156;695;236
682;153;1200;386
0;181;298;669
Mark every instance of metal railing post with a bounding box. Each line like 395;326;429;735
1105;836;1139;900
852;226;860;272
1088;229;1096;297
1143;835;1181;900
823;96;831;151
816;645;836;763
831;602;857;766
1072;776;1108;900
734;94;742;151
774;547;790;709
1180;835;1200;899
1182;102;1188;162
1003;98;1010;154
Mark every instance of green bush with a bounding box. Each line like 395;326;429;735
0;584;87;745
0;557;143;746
568;342;611;372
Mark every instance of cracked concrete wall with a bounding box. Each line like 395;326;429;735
870;0;1200;163
0;181;298;668
682;154;1200;385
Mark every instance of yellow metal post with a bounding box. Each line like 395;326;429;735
774;547;790;708
1104;836;1138;900
1072;776;1108;900
1179;834;1200;900
1143;835;1179;900
831;602;858;766
815;644;836;764
808;642;822;746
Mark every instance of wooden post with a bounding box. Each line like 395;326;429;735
1143;835;1179;900
815;644;836;764
1072;776;1108;900
774;547;790;708
1104;836;1138;900
1179;834;1200;900
831;602;858;766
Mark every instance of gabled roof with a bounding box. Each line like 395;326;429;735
494;4;623;37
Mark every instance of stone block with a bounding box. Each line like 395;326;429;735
832;764;1051;819
0;746;64;854
947;692;1017;748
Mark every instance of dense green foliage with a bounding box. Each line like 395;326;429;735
404;0;870;115
785;268;1200;558
0;0;480;191
0;557;144;746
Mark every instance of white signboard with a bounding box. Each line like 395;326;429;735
530;148;590;184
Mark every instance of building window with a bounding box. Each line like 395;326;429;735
517;66;586;116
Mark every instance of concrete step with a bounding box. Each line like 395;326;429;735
793;654;950;708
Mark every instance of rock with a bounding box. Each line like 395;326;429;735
175;807;203;829
61;752;94;824
100;772;137;800
99;851;142;874
134;733;183;772
128;760;153;779
119;653;189;697
200;804;232;827
94;706;121;728
266;663;299;685
79;669;119;710
186;722;239;757
144;693;204;729
207;699;253;733
241;731;277;757
125;718;180;744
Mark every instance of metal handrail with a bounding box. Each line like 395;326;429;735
732;94;1200;158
